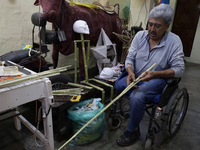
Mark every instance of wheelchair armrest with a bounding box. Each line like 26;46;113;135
166;77;181;86
158;77;181;107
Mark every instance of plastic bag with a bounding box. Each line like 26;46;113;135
67;98;106;145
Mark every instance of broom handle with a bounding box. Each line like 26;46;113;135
58;63;156;150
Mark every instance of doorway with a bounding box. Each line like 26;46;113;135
172;0;200;56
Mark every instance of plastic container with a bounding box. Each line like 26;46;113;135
155;106;163;119
67;99;106;146
3;66;18;74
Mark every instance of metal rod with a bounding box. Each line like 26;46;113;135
88;78;114;100
87;41;90;67
74;41;78;83
81;34;89;81
68;82;93;90
81;81;105;103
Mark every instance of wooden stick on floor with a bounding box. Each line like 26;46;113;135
58;63;156;150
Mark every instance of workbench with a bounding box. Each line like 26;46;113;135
0;61;54;150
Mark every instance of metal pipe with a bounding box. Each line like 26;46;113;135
81;80;105;104
80;34;89;81
74;41;78;83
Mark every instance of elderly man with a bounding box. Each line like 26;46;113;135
114;4;185;146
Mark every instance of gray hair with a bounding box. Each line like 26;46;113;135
148;4;174;25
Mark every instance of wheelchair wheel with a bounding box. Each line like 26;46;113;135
107;114;122;130
162;87;189;138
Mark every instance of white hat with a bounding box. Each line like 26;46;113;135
99;67;114;79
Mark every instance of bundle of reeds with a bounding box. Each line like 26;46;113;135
0;65;71;88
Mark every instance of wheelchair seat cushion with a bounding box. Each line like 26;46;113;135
152;94;161;104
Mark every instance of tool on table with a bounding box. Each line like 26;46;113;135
0;74;22;81
70;95;81;102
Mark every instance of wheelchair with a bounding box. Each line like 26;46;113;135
144;77;189;149
107;77;189;149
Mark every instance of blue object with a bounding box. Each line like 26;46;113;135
114;71;165;102
128;78;167;132
159;0;170;4
67;99;106;145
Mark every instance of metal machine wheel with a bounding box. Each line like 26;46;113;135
162;87;189;138
49;73;73;90
144;138;153;150
107;114;122;130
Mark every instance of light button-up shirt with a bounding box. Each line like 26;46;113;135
125;30;185;78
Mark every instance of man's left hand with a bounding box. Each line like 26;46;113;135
140;71;155;81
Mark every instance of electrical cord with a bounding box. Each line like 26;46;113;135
33;106;45;147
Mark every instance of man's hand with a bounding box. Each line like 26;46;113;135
140;71;155;81
126;72;135;85
126;72;138;88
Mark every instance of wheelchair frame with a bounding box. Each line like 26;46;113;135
107;78;189;149
144;78;189;150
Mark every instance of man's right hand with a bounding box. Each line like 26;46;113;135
126;67;138;88
126;72;135;85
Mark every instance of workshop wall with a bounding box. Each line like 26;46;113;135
0;0;199;67
0;1;38;55
0;0;130;68
184;17;200;64
128;0;200;64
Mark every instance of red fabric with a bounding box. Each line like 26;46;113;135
34;0;122;77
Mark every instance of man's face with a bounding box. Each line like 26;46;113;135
148;17;169;41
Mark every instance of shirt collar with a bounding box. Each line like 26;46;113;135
145;31;169;48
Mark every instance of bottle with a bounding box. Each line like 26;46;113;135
155;106;163;119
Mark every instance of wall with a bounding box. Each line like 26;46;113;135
0;0;199;67
128;0;177;30
0;1;38;55
128;0;151;29
184;18;200;64
0;0;130;68
129;0;200;64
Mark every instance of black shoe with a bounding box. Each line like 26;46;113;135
116;129;140;147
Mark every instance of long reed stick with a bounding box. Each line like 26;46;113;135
58;63;156;150
0;65;71;88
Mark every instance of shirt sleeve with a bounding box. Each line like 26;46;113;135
125;31;141;71
169;36;185;77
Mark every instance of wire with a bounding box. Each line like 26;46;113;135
33;106;45;147
38;0;42;73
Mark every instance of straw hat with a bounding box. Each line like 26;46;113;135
93;0;114;13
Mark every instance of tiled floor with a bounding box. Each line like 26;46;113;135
0;61;200;150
